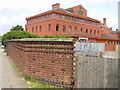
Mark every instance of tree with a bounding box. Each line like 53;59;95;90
2;31;41;46
10;25;24;31
0;35;2;42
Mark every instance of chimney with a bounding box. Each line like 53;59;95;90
110;27;112;30
103;18;106;26
52;3;60;9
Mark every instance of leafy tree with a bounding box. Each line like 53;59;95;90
0;35;2;42
2;30;71;47
2;31;41;46
10;25;24;31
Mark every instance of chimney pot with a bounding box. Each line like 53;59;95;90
103;18;106;26
52;3;60;9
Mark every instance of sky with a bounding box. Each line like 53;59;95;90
0;0;119;35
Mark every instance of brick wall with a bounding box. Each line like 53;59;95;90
6;38;75;88
105;44;116;51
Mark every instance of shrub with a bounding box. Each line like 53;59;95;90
2;31;41;46
44;35;71;38
2;31;71;47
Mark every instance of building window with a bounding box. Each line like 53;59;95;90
94;30;96;34
90;29;92;34
40;25;42;32
74;27;77;31
84;20;86;23
78;10;83;15
73;17;77;21
56;13;59;18
56;24;59;31
32;27;34;32
49;13;52;18
44;15;47;19
80;28;83;31
36;26;38;32
68;26;72;31
79;19;85;22
98;30;99;35
86;29;88;33
63;25;66;31
67;16;71;20
43;16;45;19
60;15;65;19
48;24;51;31
114;41;116;44
79;7;82;9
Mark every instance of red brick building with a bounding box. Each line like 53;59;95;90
25;3;120;51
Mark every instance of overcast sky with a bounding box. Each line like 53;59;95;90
0;0;119;35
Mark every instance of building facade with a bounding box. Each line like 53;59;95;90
25;3;120;51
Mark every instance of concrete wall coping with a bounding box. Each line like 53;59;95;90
8;38;74;42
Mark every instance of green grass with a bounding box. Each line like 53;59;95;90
23;76;53;88
12;64;16;68
18;72;53;88
11;61;16;68
18;72;23;77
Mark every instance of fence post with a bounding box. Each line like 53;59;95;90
74;55;78;88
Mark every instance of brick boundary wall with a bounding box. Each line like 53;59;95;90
6;38;75;88
105;44;116;51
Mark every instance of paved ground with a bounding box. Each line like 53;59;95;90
0;49;2;89
0;48;28;88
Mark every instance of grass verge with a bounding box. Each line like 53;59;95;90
18;72;53;88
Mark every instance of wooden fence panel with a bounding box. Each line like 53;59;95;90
75;56;119;88
118;59;120;89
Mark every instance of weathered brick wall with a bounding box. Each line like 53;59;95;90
6;38;75;88
105;44;116;51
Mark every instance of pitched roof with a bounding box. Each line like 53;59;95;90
26;7;100;23
65;4;87;12
59;31;119;40
100;34;119;40
59;30;98;38
53;9;100;22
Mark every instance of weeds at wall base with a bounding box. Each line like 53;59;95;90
17;72;53;88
